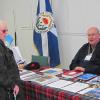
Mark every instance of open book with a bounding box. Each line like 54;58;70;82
11;46;25;64
5;34;25;65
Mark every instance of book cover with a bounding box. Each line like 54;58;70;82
84;88;100;99
20;69;35;75
87;76;100;85
62;70;83;78
20;70;36;79
23;74;41;81
30;75;59;85
40;68;63;75
78;73;97;81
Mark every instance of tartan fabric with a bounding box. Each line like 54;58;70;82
23;68;99;100
24;81;99;100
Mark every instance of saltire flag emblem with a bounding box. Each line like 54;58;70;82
5;34;13;48
33;0;60;67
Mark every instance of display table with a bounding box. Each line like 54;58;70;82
23;81;99;100
21;67;100;100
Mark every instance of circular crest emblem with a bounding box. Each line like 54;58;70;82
35;12;54;33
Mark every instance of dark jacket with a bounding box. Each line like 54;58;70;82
69;41;100;75
0;40;24;100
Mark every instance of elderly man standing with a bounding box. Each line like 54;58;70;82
70;27;100;75
0;20;25;100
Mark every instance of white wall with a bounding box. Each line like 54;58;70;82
52;0;100;68
0;0;35;63
0;0;100;69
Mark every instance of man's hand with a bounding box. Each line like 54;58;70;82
74;66;85;72
18;64;24;70
13;85;19;96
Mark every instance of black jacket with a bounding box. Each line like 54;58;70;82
0;40;23;100
0;40;20;88
69;41;100;75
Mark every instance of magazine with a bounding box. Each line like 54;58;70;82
78;87;94;94
61;82;89;93
47;79;73;88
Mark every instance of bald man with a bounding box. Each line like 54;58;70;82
70;27;100;75
0;20;25;100
0;20;8;41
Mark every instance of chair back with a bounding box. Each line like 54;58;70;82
32;55;49;66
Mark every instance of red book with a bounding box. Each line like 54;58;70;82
62;70;83;79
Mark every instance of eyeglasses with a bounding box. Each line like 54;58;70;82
0;29;8;33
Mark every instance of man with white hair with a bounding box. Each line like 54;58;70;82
70;27;100;75
0;20;25;99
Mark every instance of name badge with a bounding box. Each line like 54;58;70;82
84;53;92;61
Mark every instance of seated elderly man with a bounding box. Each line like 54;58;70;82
70;27;100;75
